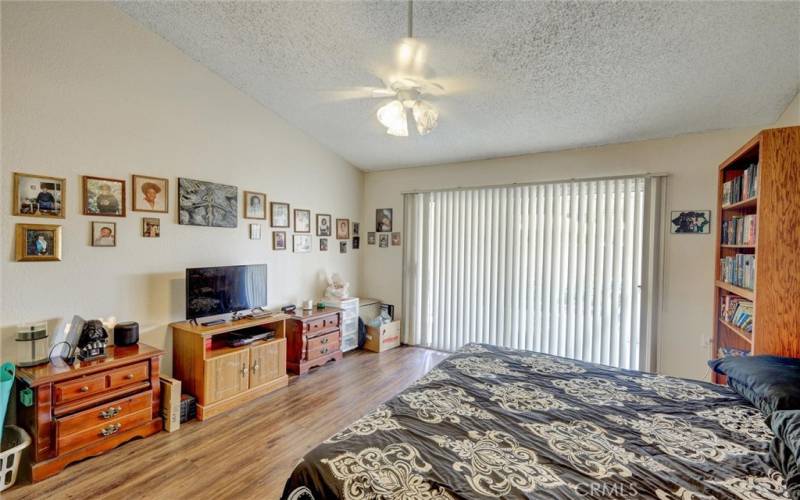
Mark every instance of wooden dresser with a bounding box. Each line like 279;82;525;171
171;315;288;420
286;308;343;375
16;344;163;482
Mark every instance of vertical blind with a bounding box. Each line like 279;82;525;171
402;176;664;371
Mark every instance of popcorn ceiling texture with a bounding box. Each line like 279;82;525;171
116;1;799;171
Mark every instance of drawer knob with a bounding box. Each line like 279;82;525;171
125;373;135;380
79;386;90;393
101;423;122;437
100;406;122;419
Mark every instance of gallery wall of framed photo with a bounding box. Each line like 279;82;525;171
0;2;364;374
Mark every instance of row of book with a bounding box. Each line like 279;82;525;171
718;346;750;358
720;253;756;290
722;163;758;206
719;296;754;333
721;214;757;246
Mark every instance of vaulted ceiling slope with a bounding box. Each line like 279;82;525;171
117;1;799;171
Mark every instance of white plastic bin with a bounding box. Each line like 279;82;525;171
1;425;31;492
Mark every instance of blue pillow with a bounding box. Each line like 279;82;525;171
708;355;800;415
769;410;800;499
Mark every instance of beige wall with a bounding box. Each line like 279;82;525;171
361;95;799;381
0;2;363;374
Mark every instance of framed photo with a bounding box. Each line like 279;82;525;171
132;175;168;213
379;233;389;248
250;223;262;240
15;223;62;261
392;232;401;246
670;210;711;234
316;213;332;236
271;202;290;228
142;217;160;238
336;218;349;239
376;208;393;232
367;232;376;245
244;191;266;220
294;209;311;233
339;241;347;253
293;234;312;253
353;222;360;236
320;238;328;251
273;231;287;250
83;176;126;217
178;177;237;228
13;172;65;218
92;221;117;247
352;236;360;249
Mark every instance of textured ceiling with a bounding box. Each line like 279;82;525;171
116;1;799;171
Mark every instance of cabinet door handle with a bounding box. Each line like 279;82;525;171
101;423;122;436
79;386;90;393
251;361;260;373
241;363;247;377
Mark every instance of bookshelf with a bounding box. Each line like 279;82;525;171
712;126;800;383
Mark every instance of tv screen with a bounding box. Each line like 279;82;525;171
185;264;267;320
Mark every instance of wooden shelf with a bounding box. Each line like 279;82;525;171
720;244;756;249
715;280;755;300
721;196;757;210
719;319;753;345
205;336;284;360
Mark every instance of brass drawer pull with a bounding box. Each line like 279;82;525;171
251;361;260;373
125;373;135;380
79;386;90;393
100;406;122;419
101;423;122;436
321;338;329;344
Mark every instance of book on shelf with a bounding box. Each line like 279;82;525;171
720;253;756;290
721;214;757;245
722;162;759;206
718;346;750;358
720;296;754;333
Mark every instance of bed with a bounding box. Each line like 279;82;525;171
281;343;788;499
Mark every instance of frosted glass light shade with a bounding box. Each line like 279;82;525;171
377;100;408;137
412;100;438;135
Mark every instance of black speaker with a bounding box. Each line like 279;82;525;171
114;321;139;347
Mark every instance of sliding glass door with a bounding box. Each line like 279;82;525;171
403;176;664;370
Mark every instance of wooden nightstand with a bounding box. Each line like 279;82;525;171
15;344;163;482
286;308;343;375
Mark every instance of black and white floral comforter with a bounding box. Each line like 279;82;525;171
281;344;787;499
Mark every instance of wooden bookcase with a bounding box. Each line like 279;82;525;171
712;126;800;383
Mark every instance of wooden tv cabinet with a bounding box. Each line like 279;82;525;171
170;315;289;420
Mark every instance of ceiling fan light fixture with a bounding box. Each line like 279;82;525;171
377;100;409;136
412;100;438;135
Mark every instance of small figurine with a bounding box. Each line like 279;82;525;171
77;319;109;361
324;273;350;299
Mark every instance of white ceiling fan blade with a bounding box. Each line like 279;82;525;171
316;86;392;103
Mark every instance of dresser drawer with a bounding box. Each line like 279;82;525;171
108;361;149;390
56;407;152;455
57;391;152;437
54;374;107;405
307;334;340;361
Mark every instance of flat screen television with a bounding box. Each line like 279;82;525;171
185;264;267;320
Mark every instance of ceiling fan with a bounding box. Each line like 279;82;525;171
325;1;444;137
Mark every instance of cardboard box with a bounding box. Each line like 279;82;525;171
364;320;401;352
160;376;181;432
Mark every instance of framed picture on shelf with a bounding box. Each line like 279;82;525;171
92;221;117;247
250;223;262;240
15;223;62;261
294;209;311;233
336;218;349;239
273;231;286;250
83;176;126;217
367;232;376;245
13;172;65;218
316;213;332;236
320;238;328;251
670;210;711;234
244;191;267;220
142;217;160;238
293;234;312;253
132;175;168;213
376;208;392;232
271;202;290;228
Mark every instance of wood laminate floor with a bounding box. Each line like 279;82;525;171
6;346;449;500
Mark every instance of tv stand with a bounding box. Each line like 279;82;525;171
170;315;289;420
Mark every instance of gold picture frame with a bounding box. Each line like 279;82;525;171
244;191;267;220
83;175;126;217
13;172;66;218
15;223;62;261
